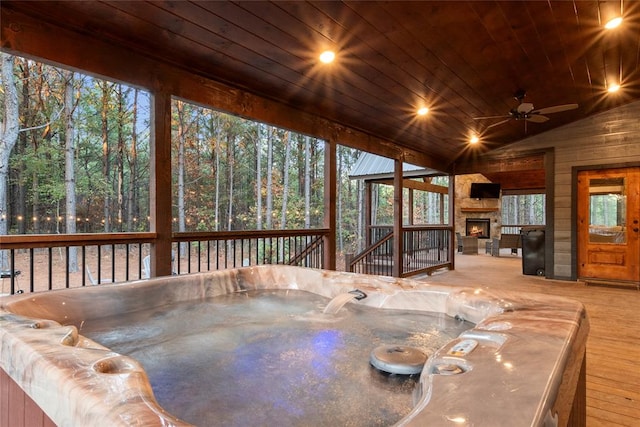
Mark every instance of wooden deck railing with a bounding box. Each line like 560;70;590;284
172;229;327;273
0;229;328;295
348;225;453;277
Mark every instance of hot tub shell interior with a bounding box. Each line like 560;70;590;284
0;265;588;427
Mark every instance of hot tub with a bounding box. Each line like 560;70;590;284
0;265;588;426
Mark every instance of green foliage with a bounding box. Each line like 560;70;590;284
5;58;151;233
5;55;448;256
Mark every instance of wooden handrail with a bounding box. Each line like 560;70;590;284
0;229;329;293
173;228;330;241
0;229;330;250
349;232;393;267
288;235;324;265
0;232;157;249
350;226;453;277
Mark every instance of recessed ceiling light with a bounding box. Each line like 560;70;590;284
600;1;623;29
319;50;336;64
417;106;429;116
469;135;480;144
604;16;623;29
608;82;621;93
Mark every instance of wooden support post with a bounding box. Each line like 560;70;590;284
408;188;414;225
150;92;174;277
392;158;403;277
365;181;372;247
449;174;456;270
323;139;337;270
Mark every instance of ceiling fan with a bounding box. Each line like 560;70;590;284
474;89;578;130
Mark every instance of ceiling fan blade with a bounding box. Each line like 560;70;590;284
517;102;534;114
486;118;511;129
473;114;510;120
526;114;549;123
533;103;578;115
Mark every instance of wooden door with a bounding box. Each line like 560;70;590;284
577;167;640;284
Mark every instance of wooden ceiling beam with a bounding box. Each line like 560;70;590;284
367;178;449;194
454;153;545;175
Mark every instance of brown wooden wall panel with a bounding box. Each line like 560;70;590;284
1;369;53;427
0;368;9;427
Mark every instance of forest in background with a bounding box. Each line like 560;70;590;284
0;54;405;256
1;53;543;264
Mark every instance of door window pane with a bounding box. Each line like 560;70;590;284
588;178;626;243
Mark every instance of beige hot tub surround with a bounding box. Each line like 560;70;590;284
1;265;588;426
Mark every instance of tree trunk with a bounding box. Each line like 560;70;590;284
256;124;263;230
280;131;291;229
127;89;138;231
214;126;221;232
266;126;273;229
0;54;19;268
101;81;111;232
227;134;234;231
176;101;188;257
116;85;125;231
31;171;40;233
63;70;78;271
304;136;311;228
15;58;30;234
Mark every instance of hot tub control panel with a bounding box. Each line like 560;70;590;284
447;339;478;357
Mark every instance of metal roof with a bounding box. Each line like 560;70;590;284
349;153;444;181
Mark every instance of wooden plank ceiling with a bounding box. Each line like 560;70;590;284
2;1;640;184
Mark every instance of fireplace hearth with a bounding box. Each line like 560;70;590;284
466;218;490;238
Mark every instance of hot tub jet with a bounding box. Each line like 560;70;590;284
322;289;367;314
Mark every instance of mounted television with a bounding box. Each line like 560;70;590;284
470;182;501;199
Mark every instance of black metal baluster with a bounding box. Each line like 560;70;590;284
48;248;53;290
29;248;35;292
111;244;116;282
65;246;70;288
82;246;86;286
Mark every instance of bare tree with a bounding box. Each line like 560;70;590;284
280;131;291;229
266;126;273;229
226;133;235;231
63;69;78;271
100;81;111;232
0;54;19;268
176;101;188;256
126;89;138;230
212;114;222;231
115;85;125;230
256;124;263;230
304;136;311;229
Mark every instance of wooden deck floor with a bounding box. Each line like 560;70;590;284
419;251;640;427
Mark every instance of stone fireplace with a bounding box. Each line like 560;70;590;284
466;218;491;238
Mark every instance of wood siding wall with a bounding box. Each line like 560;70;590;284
0;369;55;427
492;100;640;279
